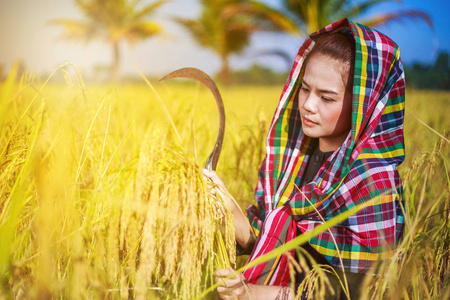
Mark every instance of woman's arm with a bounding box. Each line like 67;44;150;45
215;268;294;300
203;169;256;250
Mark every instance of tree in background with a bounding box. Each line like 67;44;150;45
280;0;433;35
52;0;168;82
231;63;287;85
175;0;298;84
406;51;450;90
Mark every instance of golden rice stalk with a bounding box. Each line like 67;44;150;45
0;64;237;299
134;130;236;299
214;230;231;270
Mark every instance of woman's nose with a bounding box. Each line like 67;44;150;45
302;94;318;113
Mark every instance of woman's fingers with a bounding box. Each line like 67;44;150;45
215;268;237;278
215;268;246;287
217;286;239;300
202;169;226;188
215;269;251;299
202;169;233;216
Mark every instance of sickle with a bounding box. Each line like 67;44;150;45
159;67;225;171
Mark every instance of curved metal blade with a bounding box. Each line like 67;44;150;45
159;67;225;171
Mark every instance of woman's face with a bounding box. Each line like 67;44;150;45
298;53;353;152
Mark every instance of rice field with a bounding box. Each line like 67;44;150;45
0;64;449;299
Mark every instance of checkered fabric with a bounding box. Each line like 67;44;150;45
243;18;405;285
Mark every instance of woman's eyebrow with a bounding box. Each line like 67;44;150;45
302;79;338;95
301;79;310;87
320;89;338;95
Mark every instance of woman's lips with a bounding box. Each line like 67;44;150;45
302;116;318;127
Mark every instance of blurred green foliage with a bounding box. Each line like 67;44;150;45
228;51;450;89
230;64;287;85
405;51;450;90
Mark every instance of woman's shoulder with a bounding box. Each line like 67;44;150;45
346;157;402;193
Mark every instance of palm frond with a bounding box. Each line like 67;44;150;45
226;22;260;34
324;0;352;16
282;0;308;22
360;9;433;29
75;0;104;23
222;1;299;35
341;0;395;20
173;18;212;49
125;22;163;44
224;29;251;54
49;19;101;42
134;0;169;20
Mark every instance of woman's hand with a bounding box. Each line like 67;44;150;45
202;168;232;213
202;168;256;250
203;169;227;190
215;268;253;300
215;269;294;300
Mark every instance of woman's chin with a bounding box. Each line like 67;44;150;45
302;128;321;139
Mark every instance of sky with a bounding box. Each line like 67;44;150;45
0;0;449;81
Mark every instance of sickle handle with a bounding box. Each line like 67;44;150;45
159;67;225;171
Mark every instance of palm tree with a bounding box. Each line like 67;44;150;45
52;0;168;82
175;0;298;84
281;0;433;36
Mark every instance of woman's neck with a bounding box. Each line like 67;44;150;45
318;131;350;152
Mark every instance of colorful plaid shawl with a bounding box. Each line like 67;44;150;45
243;18;405;285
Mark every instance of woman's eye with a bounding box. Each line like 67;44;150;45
300;87;309;92
322;97;334;102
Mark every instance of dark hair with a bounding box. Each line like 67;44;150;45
306;32;356;89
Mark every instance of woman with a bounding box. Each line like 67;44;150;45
204;18;405;299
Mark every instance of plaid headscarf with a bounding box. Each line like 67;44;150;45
243;18;405;285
